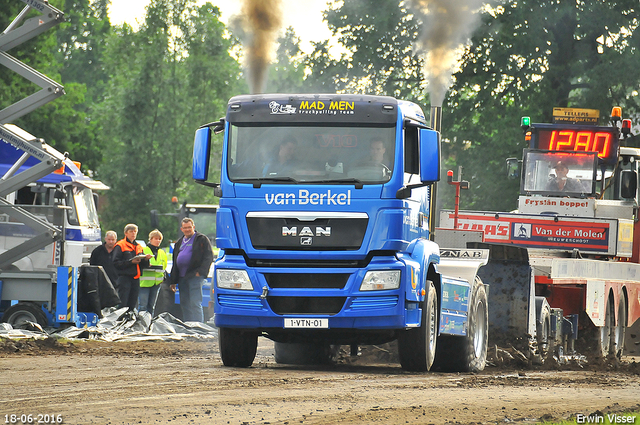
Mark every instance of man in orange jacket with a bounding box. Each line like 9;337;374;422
112;223;152;311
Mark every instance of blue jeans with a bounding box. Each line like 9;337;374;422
178;276;204;322
138;285;160;315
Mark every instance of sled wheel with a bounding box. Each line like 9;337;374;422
398;280;437;372
219;327;258;367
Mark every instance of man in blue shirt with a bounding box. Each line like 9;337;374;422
169;218;214;322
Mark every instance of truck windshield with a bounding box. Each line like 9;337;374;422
522;150;597;196
67;186;100;227
227;125;396;184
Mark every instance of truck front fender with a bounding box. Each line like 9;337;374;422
400;238;441;303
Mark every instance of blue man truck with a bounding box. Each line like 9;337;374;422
192;94;489;371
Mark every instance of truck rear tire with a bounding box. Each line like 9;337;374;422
598;294;615;357
581;293;614;358
578;293;616;358
273;342;335;365
433;277;488;372
614;294;627;358
398;280;437;372
535;302;552;364
219;327;258;367
1;302;48;328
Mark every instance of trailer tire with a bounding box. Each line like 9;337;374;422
1;302;48;328
433;277;488;372
219;327;258;367
273;342;335;365
398;280;437;372
614;293;627;358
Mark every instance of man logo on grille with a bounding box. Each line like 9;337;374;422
300;237;313;245
282;226;331;237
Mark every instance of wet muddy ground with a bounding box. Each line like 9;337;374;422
1;337;639;424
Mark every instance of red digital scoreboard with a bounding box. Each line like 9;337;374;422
531;125;619;165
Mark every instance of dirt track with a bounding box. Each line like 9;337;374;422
1;337;639;425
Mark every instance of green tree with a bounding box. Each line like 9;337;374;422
97;0;242;239
306;0;425;101
266;27;306;93
56;0;111;105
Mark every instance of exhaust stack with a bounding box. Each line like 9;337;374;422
430;105;442;133
428;105;442;242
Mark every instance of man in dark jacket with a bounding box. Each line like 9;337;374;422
112;224;151;311
89;230;119;286
170;218;214;322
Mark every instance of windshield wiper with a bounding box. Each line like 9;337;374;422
312;178;366;188
233;177;298;188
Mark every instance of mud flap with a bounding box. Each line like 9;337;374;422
469;243;537;350
625;317;640;356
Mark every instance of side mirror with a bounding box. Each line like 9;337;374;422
419;128;440;183
506;158;521;179
620;170;637;199
192;127;212;181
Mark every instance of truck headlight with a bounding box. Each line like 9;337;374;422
360;270;401;291
216;269;253;290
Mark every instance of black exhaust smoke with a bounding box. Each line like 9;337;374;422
407;0;484;106
232;0;283;94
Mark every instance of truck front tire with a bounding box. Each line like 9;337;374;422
398;280;438;372
433;277;488;372
219;327;258;367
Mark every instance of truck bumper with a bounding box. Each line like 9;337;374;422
213;254;419;332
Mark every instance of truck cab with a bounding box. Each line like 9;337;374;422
193;94;489;371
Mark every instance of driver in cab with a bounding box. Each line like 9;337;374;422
547;161;583;192
369;138;391;168
262;138;297;176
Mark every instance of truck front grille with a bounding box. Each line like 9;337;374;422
247;216;368;250
267;296;346;315
264;273;349;289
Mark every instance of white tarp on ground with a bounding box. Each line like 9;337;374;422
0;308;217;342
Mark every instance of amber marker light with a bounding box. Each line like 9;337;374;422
611;106;622;122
